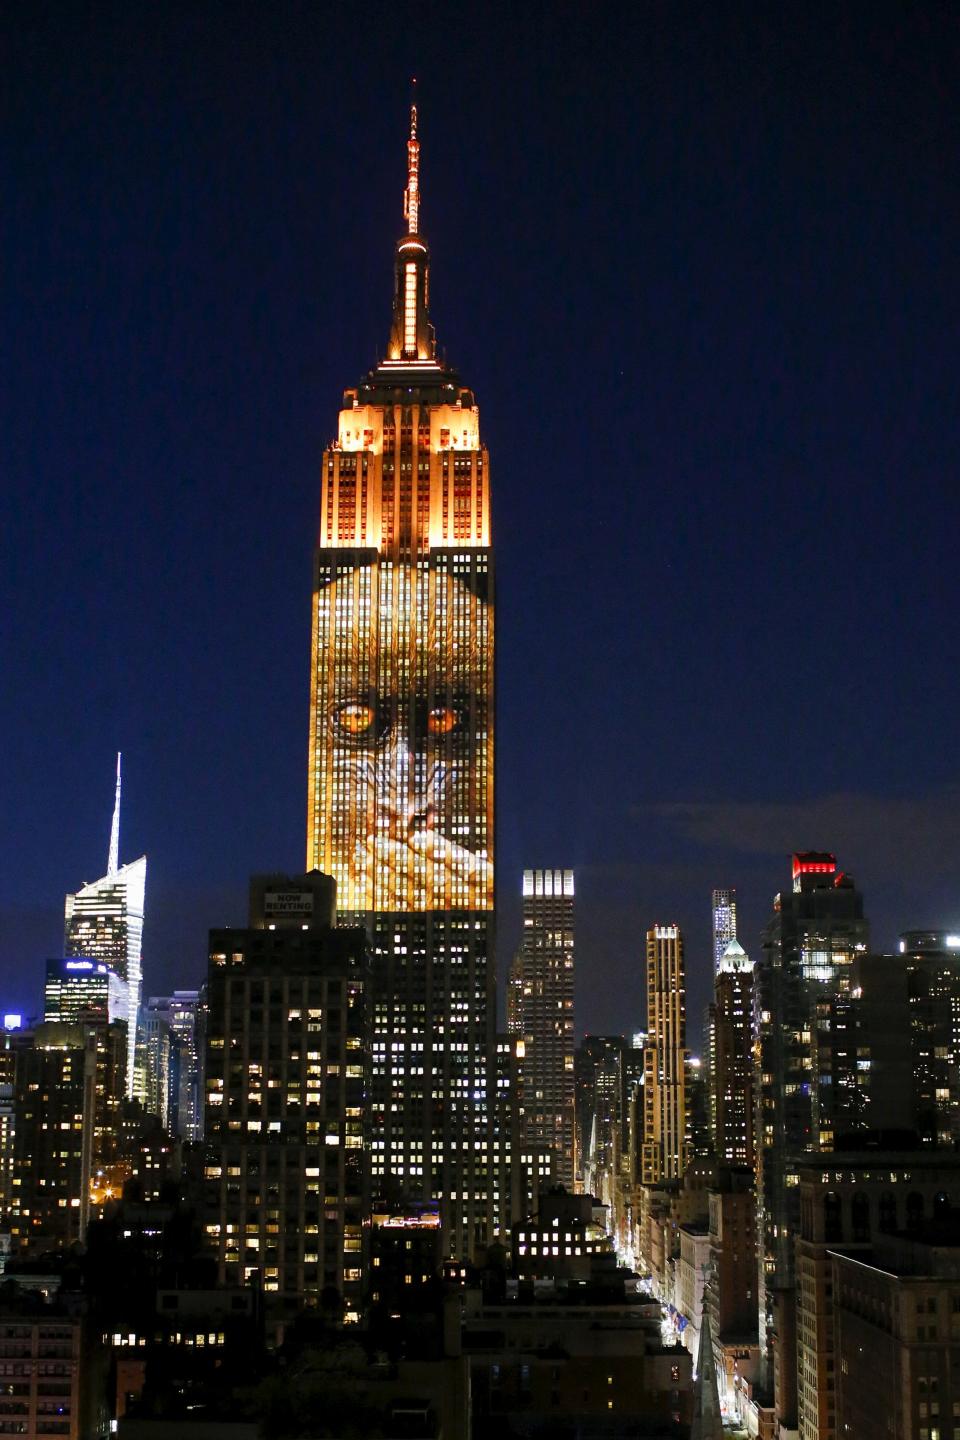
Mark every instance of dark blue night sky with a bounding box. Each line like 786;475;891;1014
4;3;960;1039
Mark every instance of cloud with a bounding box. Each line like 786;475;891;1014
641;787;960;886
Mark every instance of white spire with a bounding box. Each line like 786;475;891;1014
107;751;121;876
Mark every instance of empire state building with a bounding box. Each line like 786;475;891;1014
306;104;495;1255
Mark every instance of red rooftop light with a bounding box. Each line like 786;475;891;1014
792;852;837;880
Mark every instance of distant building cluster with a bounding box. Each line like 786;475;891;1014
3;105;959;1440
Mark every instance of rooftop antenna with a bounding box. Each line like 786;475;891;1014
107;752;121;876
404;77;420;235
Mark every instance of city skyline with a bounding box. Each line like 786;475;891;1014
4;6;960;1038
2;12;959;1435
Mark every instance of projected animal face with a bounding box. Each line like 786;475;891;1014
314;562;492;911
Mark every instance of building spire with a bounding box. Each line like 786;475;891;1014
690;1312;724;1440
404;78;420;235
107;751;121;876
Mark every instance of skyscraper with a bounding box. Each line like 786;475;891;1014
711;888;737;972
642;924;689;1184
304;103;494;1256
64;755;145;1097
146;990;205;1141
575;1034;626;1196
755;852;868;1367
135;1008;171;1128
507;869;576;1189
710;939;755;1169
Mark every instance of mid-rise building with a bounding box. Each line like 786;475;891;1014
675;1220;711;1361
8;1019;126;1254
806;934;960;1151
511;1188;616;1284
135;1007;171;1127
303;104;495;1259
831;1214;960;1440
490;1033;555;1240
63;756;145;1098
507;869;576;1188
898;929;960;1147
44;957;128;1026
755;853;869;1366
710;940;755;1169
144;989;205;1141
794;1150;960;1440
574;1035;625;1194
0;1301;85;1440
465;1292;694;1435
642;925;689;1184
702;1167;759;1425
203;871;369;1316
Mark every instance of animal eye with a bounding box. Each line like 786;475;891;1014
428;707;459;736
336;702;376;736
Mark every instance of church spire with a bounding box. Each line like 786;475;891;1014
107;751;121;876
690;1313;724;1440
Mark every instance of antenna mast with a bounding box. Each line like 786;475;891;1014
404;78;420;235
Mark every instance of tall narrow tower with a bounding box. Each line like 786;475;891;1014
755;852;868;1369
642;924;689;1183
508;869;576;1188
305;103;494;1257
711;888;737;972
710;939;755;1168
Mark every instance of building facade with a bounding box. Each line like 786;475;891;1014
899;930;960;1148
135;1008;171;1128
711;888;738;972
0;1305;84;1440
203;873;369;1316
43;957;128;1027
303;104;495;1257
144;989;205;1141
794;1151;960;1440
755;853;869;1365
507;870;576;1189
711;940;755;1169
642;925;689;1185
8;1020;126;1254
831;1219;960;1440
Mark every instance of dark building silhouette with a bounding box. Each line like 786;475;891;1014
755;853;869;1366
203;871;369;1316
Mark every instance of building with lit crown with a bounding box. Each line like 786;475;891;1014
710;940;755;1169
755;852;868;1381
304;102;494;1257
